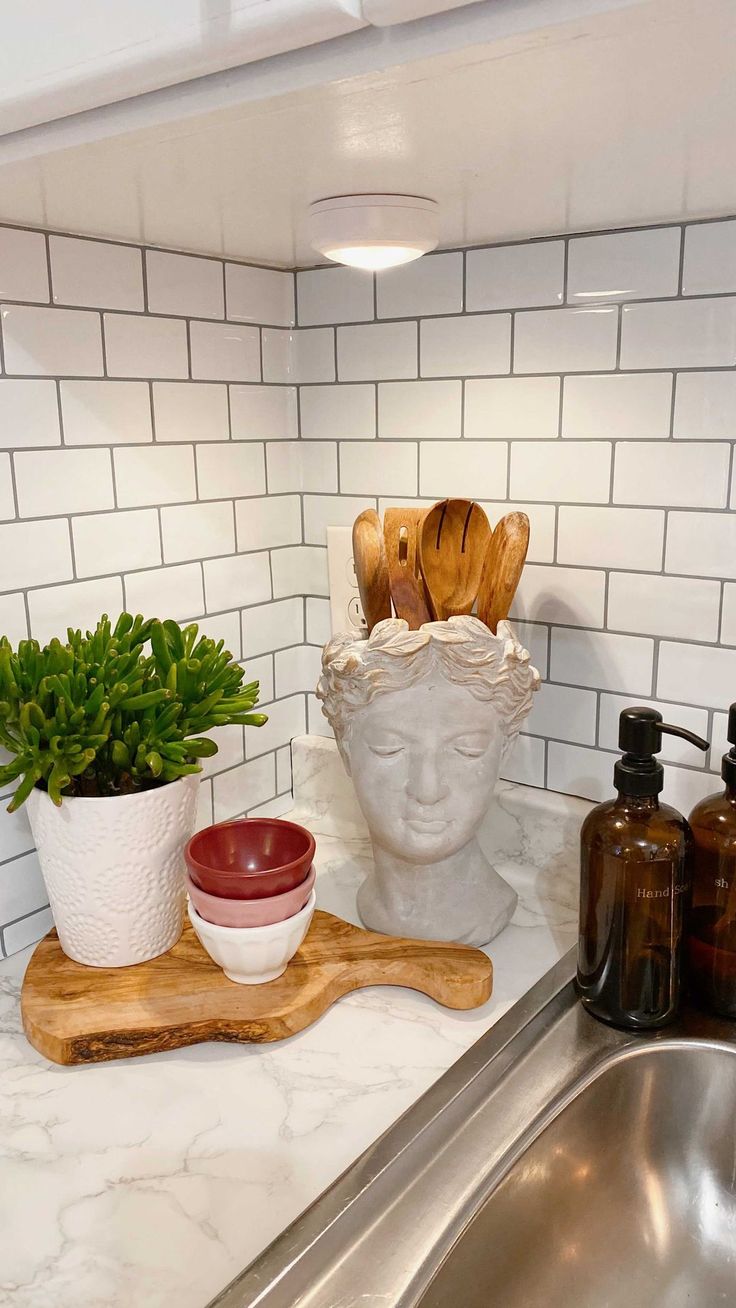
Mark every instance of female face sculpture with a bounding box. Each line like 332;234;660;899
317;616;539;947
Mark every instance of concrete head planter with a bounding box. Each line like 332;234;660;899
317;615;540;947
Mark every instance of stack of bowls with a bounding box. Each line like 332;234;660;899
184;817;316;984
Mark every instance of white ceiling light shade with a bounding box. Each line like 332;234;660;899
307;194;440;270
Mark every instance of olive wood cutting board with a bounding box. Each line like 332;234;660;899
21;910;493;1065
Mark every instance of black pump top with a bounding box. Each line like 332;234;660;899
615;707;709;797
721;703;736;788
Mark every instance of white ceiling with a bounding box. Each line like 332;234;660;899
0;0;733;266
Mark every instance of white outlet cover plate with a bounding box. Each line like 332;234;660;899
327;525;367;639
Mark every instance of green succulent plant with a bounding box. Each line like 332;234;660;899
0;613;267;810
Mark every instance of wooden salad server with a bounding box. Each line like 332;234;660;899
383;507;432;629
352;509;391;633
418;498;491;621
476;511;530;633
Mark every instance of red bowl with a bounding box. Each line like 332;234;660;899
185;817;316;900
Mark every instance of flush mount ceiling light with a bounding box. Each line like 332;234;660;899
307;194;439;271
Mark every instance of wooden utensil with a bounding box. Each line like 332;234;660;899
476;511;530;633
418;499;492;621
352;509;391;633
383;507;431;628
21;911;493;1065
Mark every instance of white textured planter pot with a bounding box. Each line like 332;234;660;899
27;774;200;968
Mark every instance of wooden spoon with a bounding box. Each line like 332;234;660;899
418;499;491;621
383;507;431;629
476;511;530;633
352;509;391;634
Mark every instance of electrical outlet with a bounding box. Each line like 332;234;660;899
327;525;367;638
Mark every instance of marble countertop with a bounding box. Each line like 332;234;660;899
0;736;589;1308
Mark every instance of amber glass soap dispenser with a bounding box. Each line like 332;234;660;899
578;707;708;1030
687;703;736;1017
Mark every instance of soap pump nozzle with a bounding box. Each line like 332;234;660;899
614;707;709;797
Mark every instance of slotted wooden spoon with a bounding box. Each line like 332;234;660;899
476;511;530;633
418;499;491;621
383;507;431;629
352;509;391;633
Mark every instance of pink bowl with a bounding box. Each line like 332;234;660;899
186;864;316;928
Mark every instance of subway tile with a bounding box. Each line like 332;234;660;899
203;550;271;612
673;371;736;440
190;320;260;382
28;575;124;644
500;734;546;787
242;597;304;658
337;321;417;381
230;384;297;440
546;742;613;803
666;511;736;579
550;627;654;694
271;545;328;598
146;250;223;319
191;609;242;657
124;562;204;622
562;373;672;440
226;263;294;327
303;493;373;546
466;241;564;311
599;694;709;766
0;227;49;302
0;519;72;590
620;298;736;369
235;494;302;551
15;447;113;517
161;501;234;563
0;802;34;860
710;712;730;768
420;314;511;377
657;642;736;710
0;593;28;645
267;441;337;494
721;584;736;646
275;644;323;697
196;442;265;500
526;682;597;745
153;382;228;442
0;454;14;520
0;379;60;447
340;440;417;496
465;376;559;440
682;220;736;295
377;252;463;318
73;508;161;578
260;329;290;382
308;692;332;739
420;441;507;500
512;621;549;679
306;597;331;646
510;440;611;503
510;563;605;628
3;305;103;376
245;695;306;759
567;227;680;302
613;441;730;508
482;501;556;563
199;723;244;780
114;445;195;507
249;793;295;819
194;777;214;832
297;266;373;326
61;380;152;445
104;312;187;379
378;380;462;439
661;765;717;817
3;906;54;955
213;753;275;823
262;328;335;384
514;306;618;374
608;572;721;641
299;383;375;440
557;505;664;570
50;236;143;311
0;852;47;930
276;746;292;796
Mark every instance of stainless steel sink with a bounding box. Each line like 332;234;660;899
210;951;736;1308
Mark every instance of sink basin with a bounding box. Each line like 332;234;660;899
209;952;736;1308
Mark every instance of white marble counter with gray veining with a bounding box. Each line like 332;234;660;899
0;735;590;1308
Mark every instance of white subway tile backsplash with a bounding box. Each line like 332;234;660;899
0;519;72;590
192;609;242;658
242;597;303;658
105;312;187;379
0;852;47;931
146;251;223;319
557;506;664;570
275;644;322;697
0;228;48;302
377;253;463;318
514;306;618;374
16;448;113;517
3;305;103;376
608;572;721;641
527;682;597;745
264;328;336;384
124;562;204;622
512;621;549;678
190;320;260;382
226;263;294;327
196;443;266;500
0;379;60;447
153;382;229;443
510;440;611;503
28;575;124;644
666;511;736;579
466;241;564;311
483;501;556;563
235;494;302;550
511;563;605;628
341;440;417;496
500;734;546;787
0;454;14;521
297;267;373;326
303;493;373;545
212;753;275;823
420;441;507;500
337;321;417;381
420;314;511;378
276;746;292;795
161;501;234;563
562;373;672;440
550;627;654;694
50;236;143;311
682;220;736;296
3;906;54;956
300;383;375;440
598;694;709;766
73;508;161;578
620;298;736;369
271;545;328;598
673;371;736;440
546;742;613;803
203;551;271;612
306;597;330;646
710;712;730;768
657;642;736;710
613;441;730;508
567;227;680;302
0;803;34;861
61;380;152;445
721;584;736;646
245;694;306;759
200;723;244;780
465;376;559;441
267;441;337;494
114;445;195;507
0;593;28;646
378;380;462;440
230;384;297;440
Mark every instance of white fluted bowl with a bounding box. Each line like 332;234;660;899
188;888;316;984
